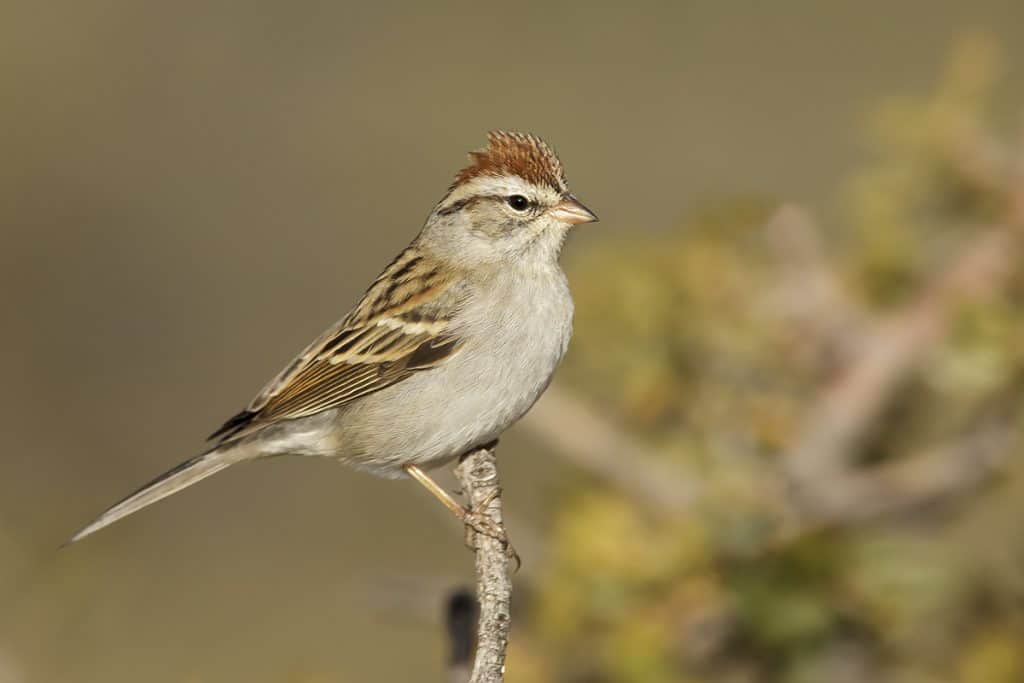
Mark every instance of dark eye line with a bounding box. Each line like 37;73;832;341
436;193;539;217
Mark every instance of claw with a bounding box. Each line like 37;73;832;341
404;462;519;570
459;495;520;571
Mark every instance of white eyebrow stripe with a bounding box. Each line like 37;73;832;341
441;174;540;206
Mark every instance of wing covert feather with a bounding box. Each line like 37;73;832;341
208;247;464;443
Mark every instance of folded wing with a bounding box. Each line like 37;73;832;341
209;247;464;444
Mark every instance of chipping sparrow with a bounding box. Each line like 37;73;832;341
69;131;597;545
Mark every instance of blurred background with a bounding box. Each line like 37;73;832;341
3;2;1024;681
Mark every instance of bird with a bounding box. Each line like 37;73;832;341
68;130;597;546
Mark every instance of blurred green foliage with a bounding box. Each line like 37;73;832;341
516;36;1024;683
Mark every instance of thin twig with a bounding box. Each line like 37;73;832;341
454;446;512;683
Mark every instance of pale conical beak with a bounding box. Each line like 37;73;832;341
551;196;599;225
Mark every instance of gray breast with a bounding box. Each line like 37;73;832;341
333;266;573;477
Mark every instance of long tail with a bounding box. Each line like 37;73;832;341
66;450;236;545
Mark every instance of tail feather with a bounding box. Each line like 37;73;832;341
66;452;233;545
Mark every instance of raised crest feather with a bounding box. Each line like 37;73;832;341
451;131;567;193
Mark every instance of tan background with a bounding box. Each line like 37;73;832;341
3;2;1024;681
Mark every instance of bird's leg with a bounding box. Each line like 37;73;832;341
403;463;515;561
404;463;473;518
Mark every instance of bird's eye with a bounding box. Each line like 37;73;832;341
506;195;530;211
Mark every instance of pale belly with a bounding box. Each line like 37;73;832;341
259;268;575;477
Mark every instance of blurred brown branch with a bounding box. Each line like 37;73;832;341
522;385;698;516
808;418;1016;527
781;114;1024;517
454;446;512;683
784;223;1018;517
763;204;867;361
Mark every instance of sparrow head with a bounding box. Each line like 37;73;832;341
422;131;597;266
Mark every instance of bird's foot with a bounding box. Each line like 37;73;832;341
460;490;520;571
403;461;518;570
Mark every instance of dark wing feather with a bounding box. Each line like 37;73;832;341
208;247;464;444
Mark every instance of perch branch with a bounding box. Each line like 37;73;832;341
454;446;512;683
